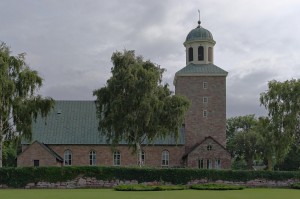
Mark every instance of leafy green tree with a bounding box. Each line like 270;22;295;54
226;115;261;170
276;143;300;171
0;42;54;167
2;138;21;167
260;79;300;169
226;114;257;142
256;117;275;170
93;50;190;166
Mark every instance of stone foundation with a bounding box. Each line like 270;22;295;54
1;177;299;189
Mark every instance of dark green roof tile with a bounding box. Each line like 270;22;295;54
23;101;184;145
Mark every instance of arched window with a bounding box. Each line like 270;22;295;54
64;149;72;166
208;47;213;62
215;159;221;169
113;151;121;166
188;47;193;61
161;150;169;167
138;150;145;165
89;150;96;166
198;46;204;61
207;159;212;169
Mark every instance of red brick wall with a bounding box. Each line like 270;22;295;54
175;76;227;149
18;144;185;167
17;142;61;167
186;138;231;169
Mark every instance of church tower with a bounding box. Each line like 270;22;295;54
174;19;231;169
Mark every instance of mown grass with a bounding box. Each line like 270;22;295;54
0;188;300;199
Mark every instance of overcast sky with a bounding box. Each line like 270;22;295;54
1;0;300;117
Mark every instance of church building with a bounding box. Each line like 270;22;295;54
17;19;231;169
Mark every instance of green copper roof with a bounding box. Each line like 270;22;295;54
175;63;228;77
23;101;184;145
185;26;215;44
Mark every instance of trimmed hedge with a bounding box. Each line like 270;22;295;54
1;166;300;188
190;183;244;190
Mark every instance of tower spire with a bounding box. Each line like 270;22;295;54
197;9;201;27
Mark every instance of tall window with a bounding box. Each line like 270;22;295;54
207;159;212;169
137;150;145;165
203;82;208;89
162;150;169;167
208;47;213;62
64;150;72;166
198;159;204;169
89;150;96;166
188;47;193;61
113;151;121;166
215;159;221;169
198;46;204;61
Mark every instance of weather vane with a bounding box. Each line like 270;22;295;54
198;9;201;27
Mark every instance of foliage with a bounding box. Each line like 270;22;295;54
226;115;262;169
291;182;300;189
0;42;54;167
114;184;186;191
93;50;190;165
2;138;21;167
190;183;244;190
260;79;300;167
1;166;300;188
226;115;257;142
277;144;300;171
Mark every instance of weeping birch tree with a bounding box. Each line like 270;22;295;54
260;79;300;170
93;50;190;166
0;42;54;167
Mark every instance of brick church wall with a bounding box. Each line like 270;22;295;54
186;138;231;169
18;144;185;167
17;142;62;167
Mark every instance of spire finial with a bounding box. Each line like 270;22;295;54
197;9;201;27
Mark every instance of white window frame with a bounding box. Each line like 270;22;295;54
161;150;169;167
203;110;208;117
203;82;208;89
64;149;72;166
89;150;96;166
113;151;121;166
137;150;145;165
198;158;204;169
207;159;212;169
207;144;212;151
215;159;221;169
203;97;208;103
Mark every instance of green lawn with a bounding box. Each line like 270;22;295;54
0;188;299;199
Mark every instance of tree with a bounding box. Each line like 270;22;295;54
226;115;261;169
260;79;300;169
0;42;54;167
93;50;190;166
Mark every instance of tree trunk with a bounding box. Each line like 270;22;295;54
267;156;273;171
136;142;142;167
246;157;253;170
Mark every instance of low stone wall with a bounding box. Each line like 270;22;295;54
0;177;299;189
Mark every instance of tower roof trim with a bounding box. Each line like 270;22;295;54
173;63;228;85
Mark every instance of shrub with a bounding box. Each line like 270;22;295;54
190;183;244;190
291;182;300;189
